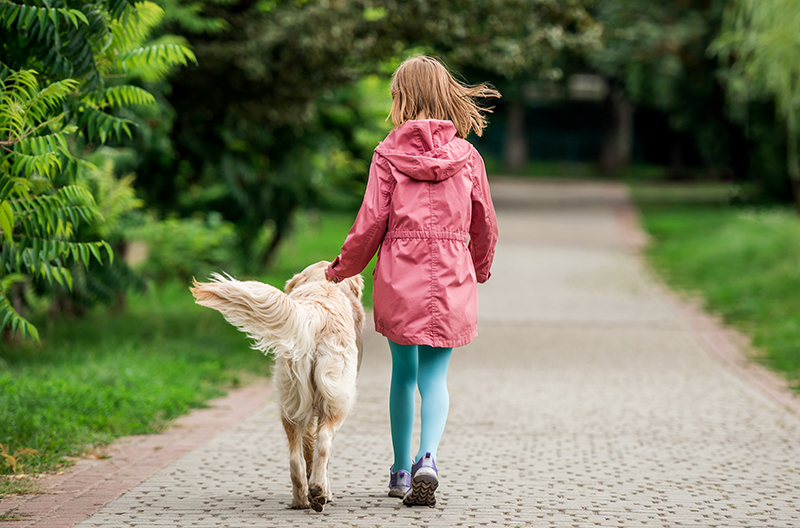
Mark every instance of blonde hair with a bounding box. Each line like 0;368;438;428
389;56;501;139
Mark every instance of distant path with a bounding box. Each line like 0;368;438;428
9;178;800;527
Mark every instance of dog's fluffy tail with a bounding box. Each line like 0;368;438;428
191;273;312;355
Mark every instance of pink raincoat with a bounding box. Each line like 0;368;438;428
326;119;498;348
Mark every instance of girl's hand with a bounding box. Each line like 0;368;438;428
325;266;338;283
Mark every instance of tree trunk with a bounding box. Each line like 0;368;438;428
791;178;800;212
669;140;688;180
786;116;800;211
114;241;128;311
261;225;286;268
599;82;633;174
260;207;296;269
504;99;526;173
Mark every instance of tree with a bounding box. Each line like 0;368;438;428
401;1;602;172
0;0;194;339
140;0;393;267
138;0;601;266
586;0;735;176
713;0;800;206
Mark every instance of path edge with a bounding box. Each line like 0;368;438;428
0;380;272;527
613;189;800;418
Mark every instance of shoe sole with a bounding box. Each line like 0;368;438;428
403;469;438;507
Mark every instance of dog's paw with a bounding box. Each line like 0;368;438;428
289;499;310;509
308;485;327;512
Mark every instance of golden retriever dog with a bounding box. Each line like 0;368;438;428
190;261;364;512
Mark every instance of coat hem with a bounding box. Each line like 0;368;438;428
375;322;477;348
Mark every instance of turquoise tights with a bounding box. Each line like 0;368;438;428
388;339;453;473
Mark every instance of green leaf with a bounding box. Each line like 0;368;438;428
51;263;64;286
88;242;102;264
32;237;40;274
113;42;197;79
102;85;156;107
26;320;39;340
0;201;13;242
79;243;89;268
78;107;136;144
2;308;13;329
61;266;72;290
42;259;53;285
0;290;39;341
0;273;25;291
102;240;114;264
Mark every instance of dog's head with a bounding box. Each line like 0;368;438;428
284;260;364;302
287;261;366;367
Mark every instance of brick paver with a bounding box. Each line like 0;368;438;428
9;179;800;527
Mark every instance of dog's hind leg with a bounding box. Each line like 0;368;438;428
281;415;310;509
308;411;346;512
303;416;317;479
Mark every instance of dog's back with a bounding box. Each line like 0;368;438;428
192;275;359;422
272;281;360;427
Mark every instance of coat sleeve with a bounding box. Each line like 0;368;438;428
469;152;499;283
327;154;393;282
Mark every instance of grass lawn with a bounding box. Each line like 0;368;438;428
0;209;370;486
482;157;676;181
633;185;800;392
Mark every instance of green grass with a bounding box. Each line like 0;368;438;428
0;209;369;482
0;282;270;478
636;193;800;391
0;475;43;496
483;157;674;181
630;181;737;204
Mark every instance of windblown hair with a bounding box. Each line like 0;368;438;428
390;55;501;139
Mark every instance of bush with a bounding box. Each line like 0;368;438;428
125;212;239;284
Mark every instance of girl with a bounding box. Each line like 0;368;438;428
325;56;499;507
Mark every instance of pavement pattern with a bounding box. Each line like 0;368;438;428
16;179;800;527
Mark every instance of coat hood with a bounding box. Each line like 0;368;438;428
374;120;472;182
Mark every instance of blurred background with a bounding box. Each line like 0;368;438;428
1;0;798;481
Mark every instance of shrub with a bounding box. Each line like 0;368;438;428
125;212;239;284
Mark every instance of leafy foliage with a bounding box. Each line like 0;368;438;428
124;212;239;284
587;0;735;164
713;0;800;204
407;0;601;82
580;0;796;202
0;72;109;339
35;149;146;315
140;0;600;268
0;0;194;339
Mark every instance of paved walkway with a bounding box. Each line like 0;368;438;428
6;179;800;527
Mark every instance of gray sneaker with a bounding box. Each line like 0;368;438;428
403;452;438;507
388;466;411;498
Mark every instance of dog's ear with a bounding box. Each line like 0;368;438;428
344;274;364;301
285;273;303;294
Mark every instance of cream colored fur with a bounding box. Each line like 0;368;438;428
190;261;365;512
